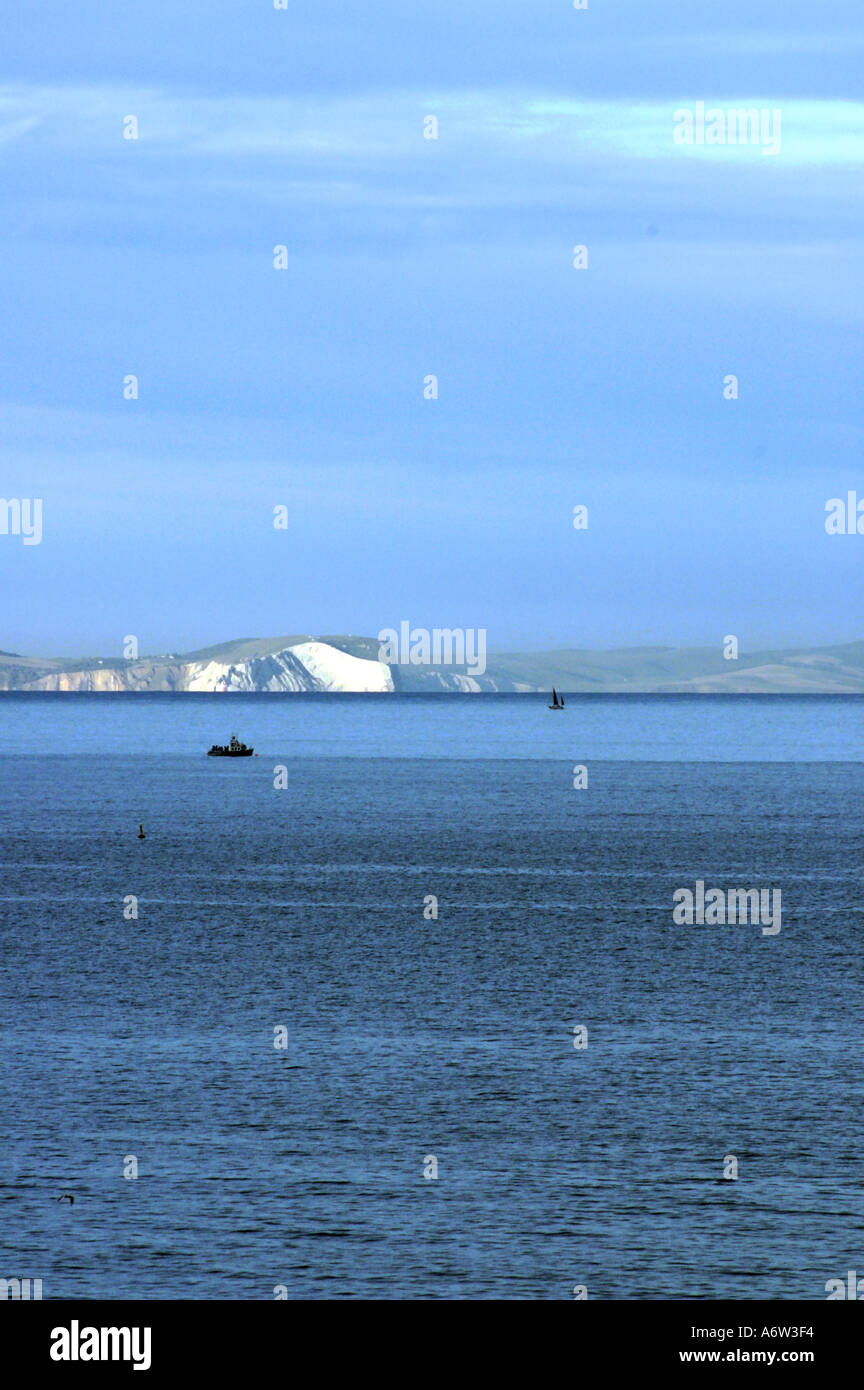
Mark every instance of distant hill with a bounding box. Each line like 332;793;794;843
2;636;864;693
479;641;864;693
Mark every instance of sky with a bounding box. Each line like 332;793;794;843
1;0;862;658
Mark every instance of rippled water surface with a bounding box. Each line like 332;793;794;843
0;695;861;1298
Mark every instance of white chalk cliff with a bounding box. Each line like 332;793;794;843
18;640;394;693
184;641;393;693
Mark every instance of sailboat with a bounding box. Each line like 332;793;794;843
548;687;565;710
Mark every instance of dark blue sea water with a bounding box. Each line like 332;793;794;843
1;694;862;1300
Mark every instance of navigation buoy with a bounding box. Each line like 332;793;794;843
138;824;146;840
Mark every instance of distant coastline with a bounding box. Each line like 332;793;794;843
3;635;864;694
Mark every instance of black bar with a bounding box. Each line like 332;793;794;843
3;1299;859;1377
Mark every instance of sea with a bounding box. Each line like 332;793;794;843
0;693;862;1300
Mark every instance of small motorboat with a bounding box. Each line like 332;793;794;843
548;687;565;710
207;734;254;757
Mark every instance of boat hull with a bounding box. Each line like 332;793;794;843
207;749;254;757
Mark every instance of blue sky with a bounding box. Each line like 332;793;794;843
1;0;862;657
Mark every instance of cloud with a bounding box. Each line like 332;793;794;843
1;83;863;168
